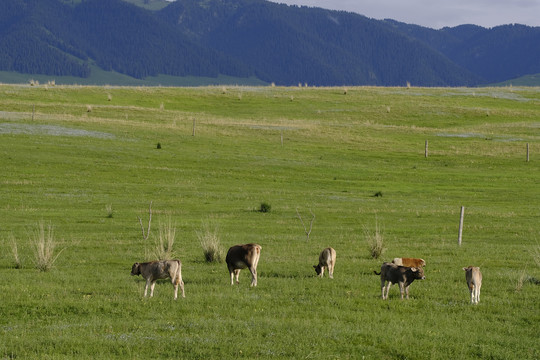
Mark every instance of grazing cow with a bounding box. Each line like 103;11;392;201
392;257;426;268
313;247;336;279
226;243;262;286
131;259;185;300
463;266;482;304
374;262;425;300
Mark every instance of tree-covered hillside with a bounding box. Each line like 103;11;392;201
0;0;252;80
0;0;539;86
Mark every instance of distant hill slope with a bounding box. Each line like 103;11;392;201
0;0;539;86
383;20;540;84
491;73;540;87
157;0;481;86
0;0;252;80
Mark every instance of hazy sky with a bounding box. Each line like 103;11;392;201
268;0;540;29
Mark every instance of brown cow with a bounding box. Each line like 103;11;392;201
226;243;262;286
392;257;426;268
374;262;425;300
313;247;336;279
131;259;185;300
463;266;482;304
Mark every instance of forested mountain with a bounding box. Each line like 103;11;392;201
0;0;251;80
384;20;540;83
0;0;539;86
157;0;479;86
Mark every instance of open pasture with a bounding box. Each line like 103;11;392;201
0;84;539;359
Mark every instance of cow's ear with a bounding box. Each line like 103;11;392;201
313;265;317;269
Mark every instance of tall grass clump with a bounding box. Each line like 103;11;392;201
148;217;176;260
9;233;23;269
32;222;63;272
364;219;386;259
197;219;224;263
105;204;113;218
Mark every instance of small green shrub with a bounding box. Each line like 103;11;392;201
259;202;271;213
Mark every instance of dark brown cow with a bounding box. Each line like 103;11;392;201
313;247;336;279
131;259;185;300
226;243;262;286
374;262;425;300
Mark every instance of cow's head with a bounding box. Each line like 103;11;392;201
313;265;322;276
131;262;141;276
411;267;425;280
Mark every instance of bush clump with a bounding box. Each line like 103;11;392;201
259;202;271;213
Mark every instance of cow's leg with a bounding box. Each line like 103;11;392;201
329;263;334;279
384;282;392;300
173;283;179;300
177;272;185;298
405;284;410;299
469;284;474;304
473;284;480;304
150;281;156;297
380;278;386;299
234;269;241;284
399;282;405;300
180;279;185;298
144;279;151;297
249;266;257;287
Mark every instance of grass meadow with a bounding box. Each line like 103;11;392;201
0;84;539;359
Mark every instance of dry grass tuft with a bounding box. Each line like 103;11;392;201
197;219;224;263
364;219;386;259
149;217;176;260
32;222;64;272
9;233;23;269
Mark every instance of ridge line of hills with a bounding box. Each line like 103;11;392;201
1;0;539;86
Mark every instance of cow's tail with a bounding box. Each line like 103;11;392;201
374;270;381;275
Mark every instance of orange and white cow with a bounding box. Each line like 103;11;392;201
463;266;482;304
313;247;336;279
392;257;426;268
226;243;262;286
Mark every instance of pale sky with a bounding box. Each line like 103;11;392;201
268;0;540;29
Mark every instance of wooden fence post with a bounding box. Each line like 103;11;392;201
192;118;196;136
458;206;465;246
425;140;428;158
526;143;530;162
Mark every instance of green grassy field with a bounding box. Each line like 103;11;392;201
0;84;539;359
